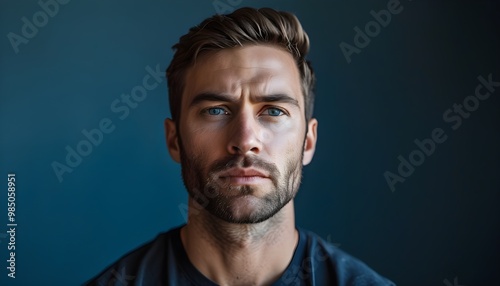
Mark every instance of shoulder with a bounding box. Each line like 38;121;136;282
288;228;396;286
83;226;181;286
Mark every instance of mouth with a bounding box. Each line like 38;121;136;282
218;168;270;185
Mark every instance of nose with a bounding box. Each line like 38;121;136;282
227;108;263;155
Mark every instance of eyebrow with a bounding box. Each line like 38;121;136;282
189;92;299;107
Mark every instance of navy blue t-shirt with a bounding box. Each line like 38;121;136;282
85;225;395;285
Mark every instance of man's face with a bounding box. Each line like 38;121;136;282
166;45;317;224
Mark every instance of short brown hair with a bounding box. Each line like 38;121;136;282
166;7;315;122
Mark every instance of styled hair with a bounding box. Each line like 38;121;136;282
166;7;315;122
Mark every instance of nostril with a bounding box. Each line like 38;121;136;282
230;144;259;155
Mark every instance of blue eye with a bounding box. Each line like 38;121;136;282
206;107;227;115
264;108;284;117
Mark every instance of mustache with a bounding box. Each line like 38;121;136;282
209;155;280;184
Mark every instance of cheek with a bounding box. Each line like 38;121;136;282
260;118;305;154
182;124;226;157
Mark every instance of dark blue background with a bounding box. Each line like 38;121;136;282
1;0;499;285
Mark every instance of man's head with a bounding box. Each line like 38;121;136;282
166;7;315;123
165;7;318;224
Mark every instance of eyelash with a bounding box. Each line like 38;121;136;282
205;107;229;116
262;107;285;116
202;106;287;117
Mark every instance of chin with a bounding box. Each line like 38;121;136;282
211;195;284;224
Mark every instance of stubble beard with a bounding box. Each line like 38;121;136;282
178;139;304;224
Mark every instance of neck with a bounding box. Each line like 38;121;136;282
181;198;298;286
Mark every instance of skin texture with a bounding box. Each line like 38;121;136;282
165;45;318;286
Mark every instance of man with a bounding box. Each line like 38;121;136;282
86;7;395;286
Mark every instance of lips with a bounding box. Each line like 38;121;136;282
217;168;271;185
218;168;269;179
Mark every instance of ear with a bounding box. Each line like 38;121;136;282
302;118;318;166
165;118;181;163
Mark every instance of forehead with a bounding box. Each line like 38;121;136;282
181;45;303;104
